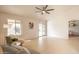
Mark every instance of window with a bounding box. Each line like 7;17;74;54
7;19;21;36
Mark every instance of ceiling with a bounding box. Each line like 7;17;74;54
0;5;79;20
0;5;56;19
0;5;37;16
0;5;57;16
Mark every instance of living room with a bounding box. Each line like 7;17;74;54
0;5;79;54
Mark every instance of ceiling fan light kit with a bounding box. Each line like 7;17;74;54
35;5;54;15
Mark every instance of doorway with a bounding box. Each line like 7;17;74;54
69;20;79;38
38;22;47;37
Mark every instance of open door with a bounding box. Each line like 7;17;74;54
69;20;79;37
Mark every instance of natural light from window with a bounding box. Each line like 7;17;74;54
7;19;21;36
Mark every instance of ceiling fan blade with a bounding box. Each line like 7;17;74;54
44;5;48;10
45;11;50;14
35;7;42;10
46;9;54;11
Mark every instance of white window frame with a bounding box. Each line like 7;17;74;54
7;19;21;36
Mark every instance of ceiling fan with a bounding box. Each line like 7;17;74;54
35;5;54;15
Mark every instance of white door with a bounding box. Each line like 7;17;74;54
39;23;47;37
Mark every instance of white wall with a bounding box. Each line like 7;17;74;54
0;13;41;45
65;6;79;36
47;6;68;39
47;5;79;39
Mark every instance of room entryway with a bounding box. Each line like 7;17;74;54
69;20;79;38
38;22;47;37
